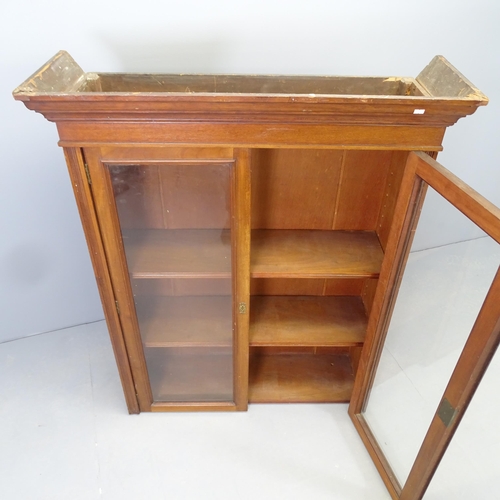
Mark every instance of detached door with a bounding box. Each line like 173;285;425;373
349;152;500;499
85;147;250;412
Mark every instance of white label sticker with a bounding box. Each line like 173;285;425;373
413;109;426;114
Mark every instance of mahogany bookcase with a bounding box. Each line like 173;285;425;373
14;52;500;499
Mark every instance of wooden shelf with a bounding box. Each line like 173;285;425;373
136;296;233;347
251;230;383;278
249;351;354;403
122;229;231;278
250;296;367;347
146;348;233;402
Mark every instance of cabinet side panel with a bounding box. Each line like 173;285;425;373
251;149;343;229
376;151;409;251
334;151;393;231
63;147;140;414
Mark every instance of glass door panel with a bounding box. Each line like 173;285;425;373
349;152;500;500
363;186;500;485
109;162;234;403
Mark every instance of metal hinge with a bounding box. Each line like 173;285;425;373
437;397;458;428
238;302;247;314
84;163;92;185
115;300;120;315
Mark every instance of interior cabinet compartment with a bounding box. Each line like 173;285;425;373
132;276;232;297
249;348;354;403
250;230;383;278
250;295;367;347
145;347;233;402
123;228;231;278
108;160;236;405
109;162;231;230
136;295;232;348
132;278;233;347
251;149;398;232
248;148;405;401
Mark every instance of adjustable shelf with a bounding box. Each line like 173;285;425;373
250;295;367;347
122;229;231;278
250;230;383;279
136;296;233;348
248;351;354;403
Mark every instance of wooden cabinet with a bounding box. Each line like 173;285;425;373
14;51;500;499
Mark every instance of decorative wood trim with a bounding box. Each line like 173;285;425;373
416;55;488;101
59;141;444;152
55;122;447;151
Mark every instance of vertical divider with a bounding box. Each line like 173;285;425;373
233;148;252;410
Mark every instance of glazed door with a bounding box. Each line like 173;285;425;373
349;152;500;499
85;147;250;412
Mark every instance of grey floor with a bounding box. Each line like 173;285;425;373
0;320;389;500
2;236;499;500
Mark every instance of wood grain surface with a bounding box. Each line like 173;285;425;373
251;230;384;278
250;296;367;347
249;351;354;403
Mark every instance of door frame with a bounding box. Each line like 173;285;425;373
83;146;250;412
349;151;500;499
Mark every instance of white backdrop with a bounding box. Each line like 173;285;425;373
1;0;499;342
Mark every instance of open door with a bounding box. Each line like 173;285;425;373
349;151;500;499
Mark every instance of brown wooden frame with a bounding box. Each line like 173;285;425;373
81;146;250;412
349;151;500;499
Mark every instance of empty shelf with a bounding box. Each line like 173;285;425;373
122;229;231;278
251;230;383;278
136;296;233;347
250;295;367;347
249;352;354;403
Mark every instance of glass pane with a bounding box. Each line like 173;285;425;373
109;162;234;403
363;186;500;485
